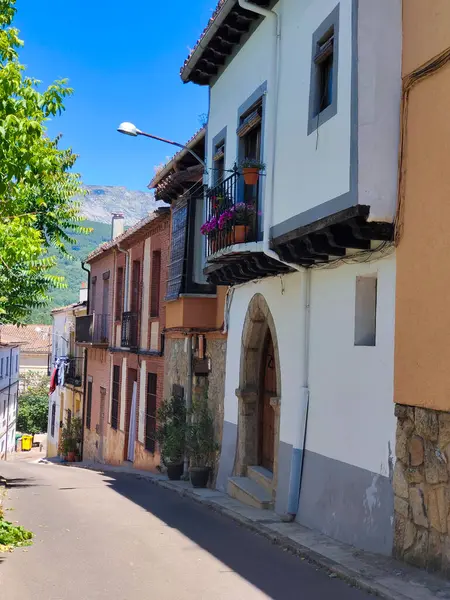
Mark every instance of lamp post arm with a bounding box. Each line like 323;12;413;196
138;131;205;168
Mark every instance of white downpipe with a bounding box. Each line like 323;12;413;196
287;268;311;516
117;244;130;312
238;0;302;274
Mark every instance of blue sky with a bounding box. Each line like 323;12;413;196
14;1;214;191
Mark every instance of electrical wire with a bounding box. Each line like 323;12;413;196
396;46;450;246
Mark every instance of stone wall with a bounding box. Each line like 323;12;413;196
394;404;450;573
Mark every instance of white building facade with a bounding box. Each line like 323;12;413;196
182;0;401;554
0;343;20;459
47;299;86;459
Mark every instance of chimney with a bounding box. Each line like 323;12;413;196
79;281;88;303
111;212;125;240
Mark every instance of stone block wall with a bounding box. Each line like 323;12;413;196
394;404;450;573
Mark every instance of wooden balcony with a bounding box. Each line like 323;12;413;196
121;312;139;349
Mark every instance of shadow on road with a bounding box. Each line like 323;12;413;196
101;471;364;600
1;477;45;489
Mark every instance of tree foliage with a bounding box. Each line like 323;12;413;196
17;374;49;434
0;0;89;324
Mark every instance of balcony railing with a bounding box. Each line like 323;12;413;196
204;170;259;257
66;357;84;387
75;314;111;345
121;312;139;348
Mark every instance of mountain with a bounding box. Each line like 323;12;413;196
27;186;162;324
75;185;158;225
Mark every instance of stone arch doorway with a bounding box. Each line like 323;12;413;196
235;294;281;492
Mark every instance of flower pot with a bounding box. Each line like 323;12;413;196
243;167;259;185
190;466;211;488
234;224;248;244
166;462;184;481
67;451;75;463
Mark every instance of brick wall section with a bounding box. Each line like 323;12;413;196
393;404;450;574
83;213;170;471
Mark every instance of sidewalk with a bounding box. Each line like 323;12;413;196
46;459;450;600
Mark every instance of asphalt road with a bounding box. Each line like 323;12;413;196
0;456;373;599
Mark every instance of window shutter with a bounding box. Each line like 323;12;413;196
314;35;334;64
115;267;124;320
145;373;157;453
150;251;162;317
237;109;262;138
166;199;188;301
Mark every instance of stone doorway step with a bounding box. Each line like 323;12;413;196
228;465;274;510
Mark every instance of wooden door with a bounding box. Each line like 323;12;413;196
259;331;276;472
124;368;137;461
131;261;141;314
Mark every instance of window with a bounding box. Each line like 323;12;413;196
5;357;9;378
145;373;157;453
86;379;93;429
15;354;18;373
354;275;377;347
0;358;4;378
115;267;124;320
308;5;339;135
213;140;225;185
150;251;161;318
131;260;141;314
91;277;97;313
238;101;262;213
50;403;56;437
111;365;120;430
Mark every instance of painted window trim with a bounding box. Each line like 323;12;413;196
307;4;340;136
236;81;267;241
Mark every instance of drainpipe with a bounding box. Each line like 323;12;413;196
286;268;311;517
4;347;13;461
237;0;302;274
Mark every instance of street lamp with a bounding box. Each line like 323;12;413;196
117;122;206;168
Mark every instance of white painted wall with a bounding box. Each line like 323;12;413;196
222;252;396;479
307;254;396;477
274;0;353;225
207;0;401;233
0;345;20;457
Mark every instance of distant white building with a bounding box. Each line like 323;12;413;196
0;342;20;459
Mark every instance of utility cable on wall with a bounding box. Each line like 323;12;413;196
396;46;450;246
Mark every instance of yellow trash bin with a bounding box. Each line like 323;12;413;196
21;435;33;451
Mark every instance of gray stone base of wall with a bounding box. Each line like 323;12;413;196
394;403;450;574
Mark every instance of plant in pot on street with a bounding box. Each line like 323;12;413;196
155;396;187;480
186;395;219;488
240;158;265;185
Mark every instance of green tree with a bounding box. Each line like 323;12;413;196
0;0;89;324
17;374;49;434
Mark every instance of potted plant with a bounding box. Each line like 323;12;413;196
186;395;219;488
233;203;255;243
240;158;265;185
200;216;219;254
72;416;83;462
156;395;187;480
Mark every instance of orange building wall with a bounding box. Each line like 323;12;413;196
395;4;450;411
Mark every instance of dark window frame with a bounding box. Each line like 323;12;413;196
86;379;93;430
308;4;340;135
145;373;157;453
50;403;56;437
115;266;124;321
111;365;120;430
150;251;161;318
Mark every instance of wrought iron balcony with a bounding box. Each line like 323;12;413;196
66;357;84;387
75;314;111;346
121;312;139;348
204;170;259;258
